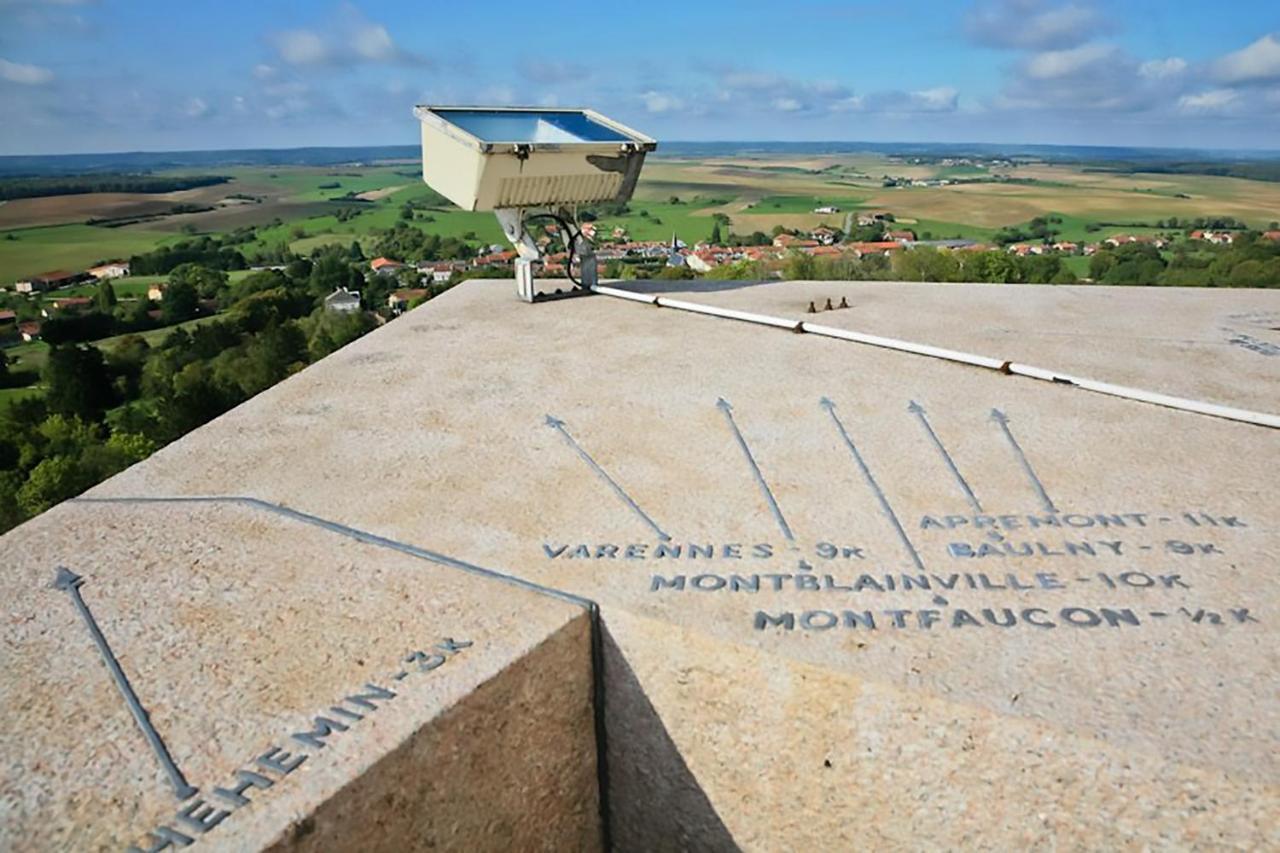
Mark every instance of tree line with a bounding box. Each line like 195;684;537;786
0;174;229;201
0;249;386;532
768;232;1280;287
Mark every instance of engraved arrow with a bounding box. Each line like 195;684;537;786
545;415;671;541
717;398;795;543
908;400;982;512
822;398;924;571
990;408;1056;513
53;567;198;800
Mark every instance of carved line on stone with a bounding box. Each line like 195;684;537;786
52;566;199;801
72;495;595;610
821;397;925;572
716;397;796;544
990;409;1057;513
69;494;616;849
908;399;983;513
545;414;672;542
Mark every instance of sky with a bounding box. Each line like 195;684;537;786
1;0;1279;155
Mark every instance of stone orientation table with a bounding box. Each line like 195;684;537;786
2;279;1277;850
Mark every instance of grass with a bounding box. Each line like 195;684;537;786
0;224;176;282
4;340;50;373
901;218;1000;242
60;278;156;298
5;155;1280;293
92;314;224;350
216;165;414;203
595;201;722;243
1023;213;1173;244
1063;255;1092;278
934;165;989;179
0;385;43;407
748;195;864;213
53;269;256;299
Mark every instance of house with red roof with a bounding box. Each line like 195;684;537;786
848;241;903;258
370;257;407;276
473;250;517;267
388;288;430;314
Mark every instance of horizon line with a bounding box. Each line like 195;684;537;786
3;138;1280;161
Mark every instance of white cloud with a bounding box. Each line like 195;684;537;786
184;97;209;118
641;90;684;113
713;68;857;115
1025;43;1116;79
275;29;329;65
351;24;396;62
908;86;959;111
966;0;1102;51
1177;88;1240;114
269;8;429;68
1138;57;1187;79
1212;33;1280;85
0;57;54;85
994;41;1191;113
252;63;277;80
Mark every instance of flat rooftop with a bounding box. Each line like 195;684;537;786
3;279;1278;849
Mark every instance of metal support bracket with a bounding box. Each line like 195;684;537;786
495;207;597;303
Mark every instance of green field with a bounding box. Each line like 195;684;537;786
0;224;177;281
4;340;49;373
1063;255;1092;277
4;152;1280;293
748;195;865;214
899;218;1000;242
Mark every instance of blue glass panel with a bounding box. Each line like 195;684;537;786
434;109;631;143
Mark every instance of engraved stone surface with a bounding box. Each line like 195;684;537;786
2;279;1277;849
0;499;597;850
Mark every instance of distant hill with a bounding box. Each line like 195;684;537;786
2;140;1278;180
0;146;421;177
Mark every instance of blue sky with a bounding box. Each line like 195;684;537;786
1;0;1279;154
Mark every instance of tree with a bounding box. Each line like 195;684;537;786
231;322;309;397
347;240;364;261
160;279;199;324
784;250;817;280
892;246;960;282
93;281;118;312
710;222;722;245
169;263;229;300
309;253;361;299
44;345;116;421
16;455;91;516
304;309;375;360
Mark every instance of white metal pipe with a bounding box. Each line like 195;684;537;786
589;286;1280;430
1069;377;1280;428
656;297;803;331
590;285;658;304
1007;363;1080;384
802;322;1007;370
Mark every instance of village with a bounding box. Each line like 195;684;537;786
3;214;1278;350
